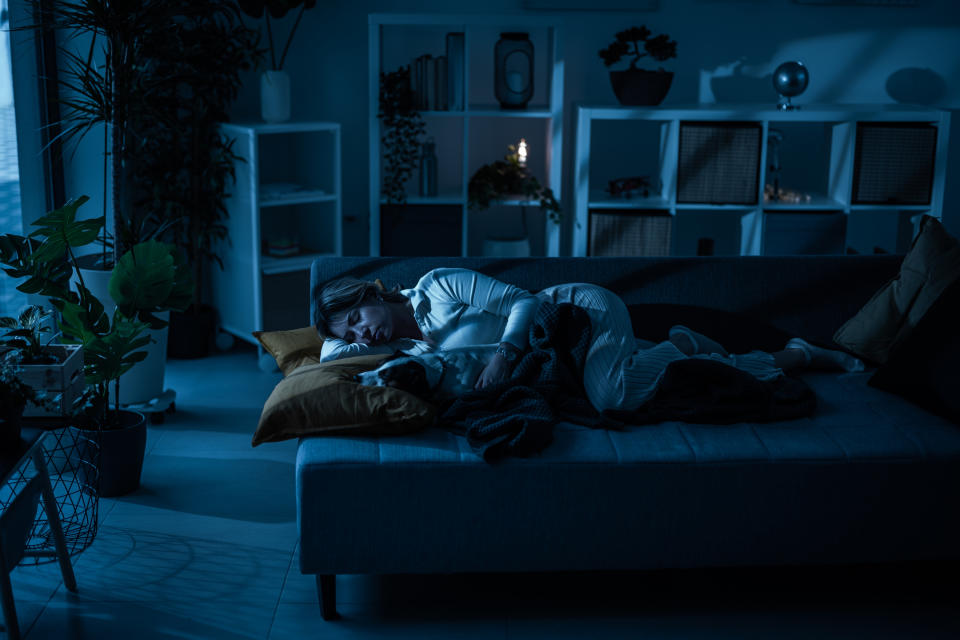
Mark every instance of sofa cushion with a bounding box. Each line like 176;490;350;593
252;355;436;446
869;275;960;425
833;216;960;364
254;326;327;375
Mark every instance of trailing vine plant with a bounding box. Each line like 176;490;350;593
378;65;425;205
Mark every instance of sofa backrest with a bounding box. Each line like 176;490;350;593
310;256;901;344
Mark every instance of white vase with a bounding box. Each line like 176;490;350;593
260;70;291;123
77;265;168;406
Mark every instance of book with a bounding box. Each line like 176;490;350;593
435;55;448;111
445;32;465;111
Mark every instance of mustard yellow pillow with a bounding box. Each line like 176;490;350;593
252;355;436;446
833;216;960;364
253;326;327;376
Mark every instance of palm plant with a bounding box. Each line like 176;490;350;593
0;305;58;364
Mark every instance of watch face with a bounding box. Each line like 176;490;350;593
497;346;517;362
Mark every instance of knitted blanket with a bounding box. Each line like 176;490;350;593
439;302;620;461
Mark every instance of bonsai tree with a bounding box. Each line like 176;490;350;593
0;196;194;428
379;65;426;205
598;26;677;70
468;144;561;225
237;0;317;71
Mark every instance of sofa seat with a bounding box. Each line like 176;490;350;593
297;371;960;576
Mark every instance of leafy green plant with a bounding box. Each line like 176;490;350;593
0;349;48;419
379;65;426;205
468;144;561;225
0;306;58;364
598;26;677;70
0;196;193;428
237;0;316;71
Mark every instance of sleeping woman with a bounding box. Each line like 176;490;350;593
314;268;863;412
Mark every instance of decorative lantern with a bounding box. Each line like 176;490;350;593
494;33;534;109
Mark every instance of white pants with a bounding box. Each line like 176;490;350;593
537;284;783;412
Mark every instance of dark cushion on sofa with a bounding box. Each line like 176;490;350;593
869;276;960;425
627;304;792;353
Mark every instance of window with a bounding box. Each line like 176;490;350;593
0;0;26;316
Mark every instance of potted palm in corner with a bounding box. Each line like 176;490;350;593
0;196;193;496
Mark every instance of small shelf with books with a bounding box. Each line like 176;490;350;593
369;14;563;257
214;121;341;356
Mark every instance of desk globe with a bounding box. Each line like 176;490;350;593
773;61;809;111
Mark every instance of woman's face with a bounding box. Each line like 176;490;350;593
329;299;393;345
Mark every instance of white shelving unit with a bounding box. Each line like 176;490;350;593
573;104;950;257
214;121;341;360
368;13;563;257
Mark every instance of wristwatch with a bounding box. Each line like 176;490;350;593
495;342;521;363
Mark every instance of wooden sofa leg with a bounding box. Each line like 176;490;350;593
316;574;339;620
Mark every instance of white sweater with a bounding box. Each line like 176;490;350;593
320;268;538;362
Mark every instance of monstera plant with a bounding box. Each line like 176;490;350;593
0;196;193;427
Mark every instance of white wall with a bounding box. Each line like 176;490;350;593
37;0;960;252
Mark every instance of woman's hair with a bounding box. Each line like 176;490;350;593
313;276;407;336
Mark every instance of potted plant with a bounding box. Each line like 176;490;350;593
0;349;48;449
123;1;260;358
379;65;426;205
0;196;194;496
468;143;560;255
0;305;84;417
237;0;318;122
598;26;677;106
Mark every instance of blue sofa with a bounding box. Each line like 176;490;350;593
299;256;960;620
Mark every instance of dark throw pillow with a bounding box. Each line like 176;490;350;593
628;304;792;355
868;276;960;425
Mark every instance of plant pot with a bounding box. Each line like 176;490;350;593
608;69;674;106
74;409;146;498
18;344;85;417
77;260;168;405
167;304;217;359
482;237;531;257
261;70;291;123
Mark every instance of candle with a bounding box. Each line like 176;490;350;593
517;138;528;167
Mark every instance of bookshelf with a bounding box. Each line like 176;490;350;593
573;104;951;257
214;122;341;369
368;14;563;257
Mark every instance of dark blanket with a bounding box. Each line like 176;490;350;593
439;302;618;461
604;358;816;426
441;303;817;462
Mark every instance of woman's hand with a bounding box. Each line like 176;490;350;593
474;353;511;390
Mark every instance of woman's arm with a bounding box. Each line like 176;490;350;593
422;268;539;350
319;337;435;363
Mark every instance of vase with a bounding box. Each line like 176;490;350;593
482;236;531;257
609;69;674;106
261;70;291;123
74;409;147;498
495;33;534;109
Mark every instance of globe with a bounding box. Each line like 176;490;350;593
773;61;809;110
773;61;809;97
